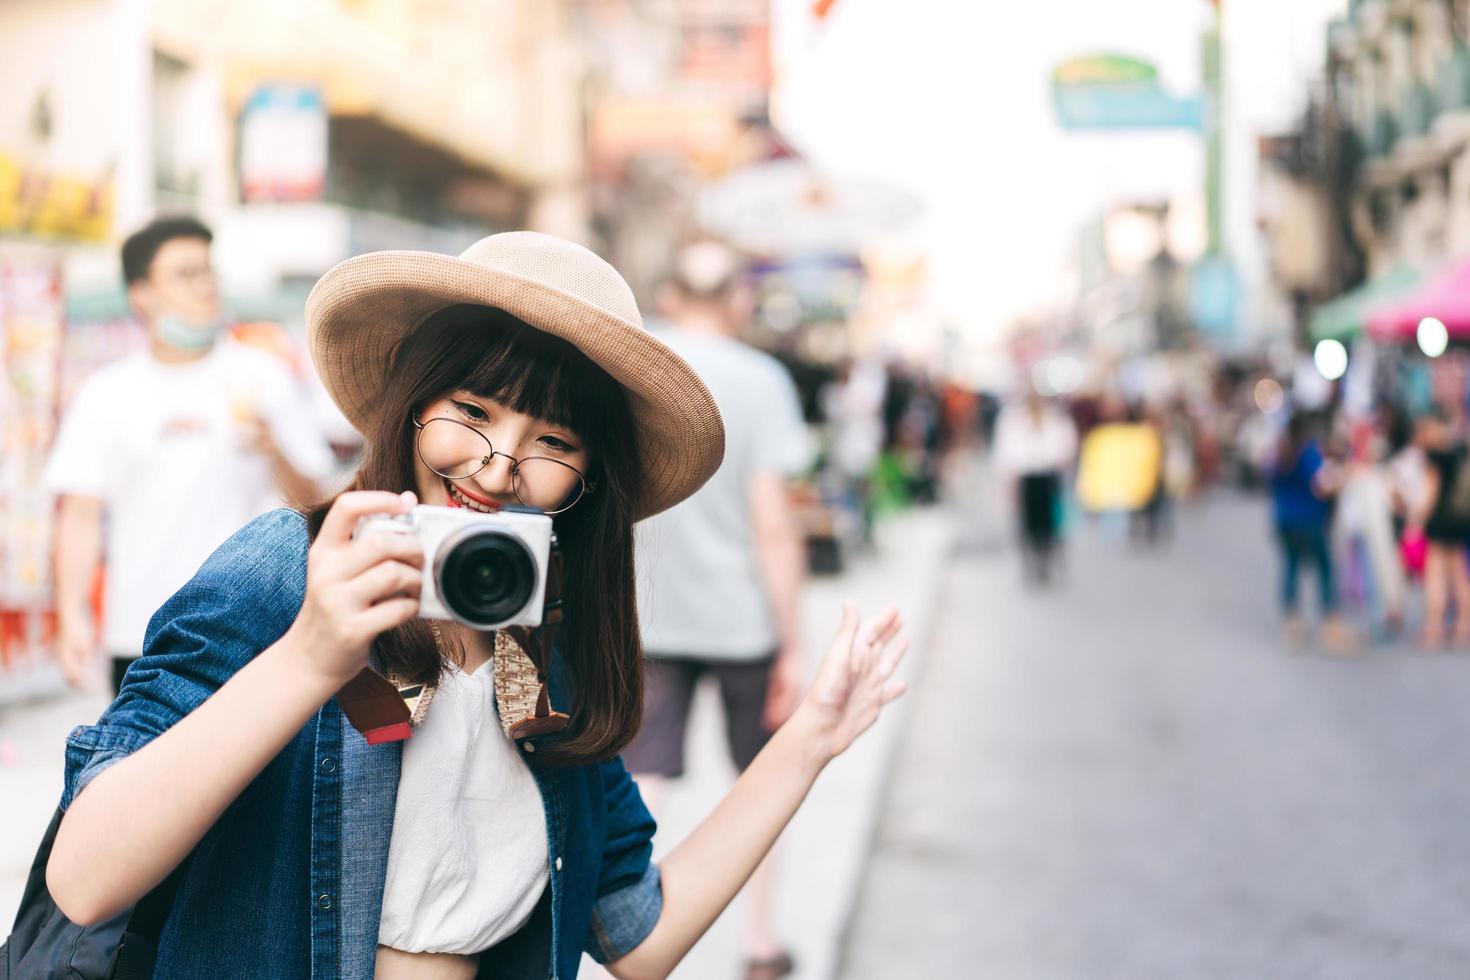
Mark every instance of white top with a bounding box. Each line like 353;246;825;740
378;661;550;955
43;342;334;653
992;403;1078;477
636;328;812;660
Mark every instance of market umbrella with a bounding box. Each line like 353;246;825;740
1367;259;1470;341
1307;265;1421;343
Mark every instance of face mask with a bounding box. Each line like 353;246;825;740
156;314;224;352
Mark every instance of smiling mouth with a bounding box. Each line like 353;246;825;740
442;477;502;514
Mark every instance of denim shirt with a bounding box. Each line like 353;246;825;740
58;510;662;980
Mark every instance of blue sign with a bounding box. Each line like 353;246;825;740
1189;254;1238;338
1054;84;1205;131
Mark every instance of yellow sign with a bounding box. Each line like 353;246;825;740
0;153;113;243
1076;423;1163;512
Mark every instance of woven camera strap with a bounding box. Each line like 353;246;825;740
504;543;570;740
337;541;569;744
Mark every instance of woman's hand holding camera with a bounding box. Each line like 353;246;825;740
285;490;424;687
789;602;909;763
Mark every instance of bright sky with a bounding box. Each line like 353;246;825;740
772;0;1348;345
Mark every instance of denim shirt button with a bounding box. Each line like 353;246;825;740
317;893;333;911
523;741;535;753
554;856;562;872
320;757;337;773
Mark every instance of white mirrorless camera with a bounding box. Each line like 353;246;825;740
355;504;554;630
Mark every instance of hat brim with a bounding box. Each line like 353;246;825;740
306;250;724;520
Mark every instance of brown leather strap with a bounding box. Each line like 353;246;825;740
337;666;413;744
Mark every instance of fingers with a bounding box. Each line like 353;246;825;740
863;607;902;649
853;606;902;675
337;530;426;580
355;596;422;637
878;680;907;705
318;490;417;546
874;634;911;684
836;600;859;643
826;600;859;663
342;560;423;607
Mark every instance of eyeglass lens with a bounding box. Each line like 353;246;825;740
416;417;587;514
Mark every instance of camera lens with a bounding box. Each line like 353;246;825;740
435;528;537;628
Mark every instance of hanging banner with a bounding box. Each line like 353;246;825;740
239;85;327;203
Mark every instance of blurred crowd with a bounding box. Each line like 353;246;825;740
1255;398;1470;653
980;347;1470;656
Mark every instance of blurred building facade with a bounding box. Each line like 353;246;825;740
571;0;780;305
0;0;589;318
1258;0;1470;342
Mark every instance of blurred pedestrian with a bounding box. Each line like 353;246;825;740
1388;411;1433;580
628;241;813;980
992;390;1078;585
1336;417;1405;634
44;216;334;693
823;357;887;547
1412;411;1470;649
1268;414;1354;651
1133;402;1173;544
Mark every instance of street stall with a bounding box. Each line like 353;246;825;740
1360;259;1470;416
0;256;69;694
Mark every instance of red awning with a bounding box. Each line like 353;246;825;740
1367;260;1470;340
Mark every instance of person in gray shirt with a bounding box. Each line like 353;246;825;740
627;241;811;980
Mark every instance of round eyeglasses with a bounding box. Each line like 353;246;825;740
414;416;593;515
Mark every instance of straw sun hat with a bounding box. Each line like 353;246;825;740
306;231;725;520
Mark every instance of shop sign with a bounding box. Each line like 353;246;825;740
0;154;113;243
1052;54;1203;131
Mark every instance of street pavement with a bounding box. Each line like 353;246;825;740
841;491;1470;980
610;506;952;980
0;507;954;980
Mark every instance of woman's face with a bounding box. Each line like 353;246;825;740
413;391;592;514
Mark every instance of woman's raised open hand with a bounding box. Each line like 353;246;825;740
790;602;909;762
285;490;425;686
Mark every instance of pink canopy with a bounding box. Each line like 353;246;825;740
1367;260;1470;341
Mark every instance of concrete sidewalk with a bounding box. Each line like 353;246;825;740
0;507;955;980
633;506;953;980
0;679;111;922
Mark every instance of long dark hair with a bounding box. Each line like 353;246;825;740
306;304;645;765
1276;413;1311;474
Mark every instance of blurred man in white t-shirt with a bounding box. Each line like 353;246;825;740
45;216;334;693
626;242;812;979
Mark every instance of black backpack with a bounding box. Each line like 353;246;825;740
1;808;185;980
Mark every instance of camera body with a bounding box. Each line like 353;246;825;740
356;504;554;630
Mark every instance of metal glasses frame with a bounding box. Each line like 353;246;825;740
412;415;594;516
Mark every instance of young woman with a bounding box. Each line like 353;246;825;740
44;233;909;980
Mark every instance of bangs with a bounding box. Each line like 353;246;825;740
409;304;623;439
